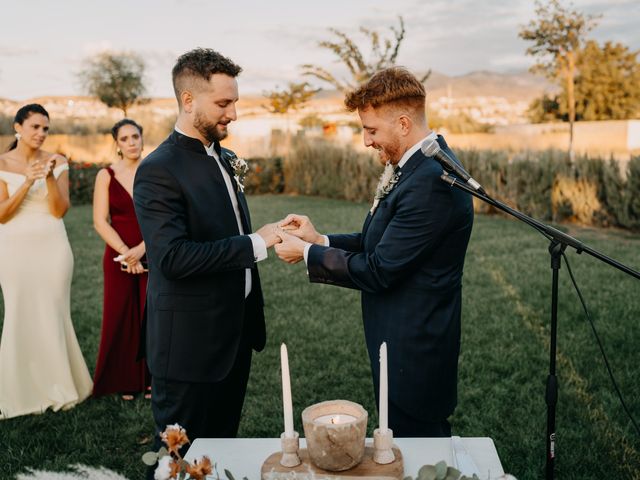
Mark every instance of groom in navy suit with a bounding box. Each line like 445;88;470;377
276;67;474;437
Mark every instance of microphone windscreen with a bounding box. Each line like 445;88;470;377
421;138;441;157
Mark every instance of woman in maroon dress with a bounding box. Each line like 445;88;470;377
92;119;149;400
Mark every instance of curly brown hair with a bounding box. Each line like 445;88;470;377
344;67;426;116
172;48;242;108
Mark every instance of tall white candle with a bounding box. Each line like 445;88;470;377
281;343;294;438
379;342;388;433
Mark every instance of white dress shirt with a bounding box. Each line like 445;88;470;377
175;127;267;298
302;131;438;264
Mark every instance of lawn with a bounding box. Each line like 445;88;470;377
1;195;639;480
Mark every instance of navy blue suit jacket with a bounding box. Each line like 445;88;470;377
307;136;473;421
133;131;265;384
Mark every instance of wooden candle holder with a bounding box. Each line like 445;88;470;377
262;444;404;480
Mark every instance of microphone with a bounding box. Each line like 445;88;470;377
421;138;486;195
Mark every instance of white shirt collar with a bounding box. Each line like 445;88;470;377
397;130;438;169
174;125;218;158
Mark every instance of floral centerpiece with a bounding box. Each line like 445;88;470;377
142;424;216;480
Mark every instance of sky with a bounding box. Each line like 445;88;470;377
0;0;639;100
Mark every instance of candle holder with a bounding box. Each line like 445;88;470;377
279;431;301;467
373;428;395;464
302;400;368;471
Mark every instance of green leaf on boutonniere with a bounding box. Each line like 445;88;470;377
141;451;158;466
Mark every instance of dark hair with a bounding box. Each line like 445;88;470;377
172;48;242;107
344;67;426;116
7;103;50;151
111;118;143;140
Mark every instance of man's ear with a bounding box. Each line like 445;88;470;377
181;91;193;113
398;115;412;136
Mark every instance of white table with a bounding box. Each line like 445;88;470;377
185;437;504;479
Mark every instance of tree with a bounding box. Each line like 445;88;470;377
301;16;430;92
527;93;564;123
79;51;147;116
262;82;319;150
573;40;640;120
527;40;640;122
262;82;319;116
519;0;599;160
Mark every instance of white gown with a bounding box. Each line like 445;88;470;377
0;164;92;419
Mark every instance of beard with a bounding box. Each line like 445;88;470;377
193;109;228;143
375;140;402;165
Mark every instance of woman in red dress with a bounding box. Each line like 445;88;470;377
92;119;149;400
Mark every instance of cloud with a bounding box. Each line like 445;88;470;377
0;46;38;57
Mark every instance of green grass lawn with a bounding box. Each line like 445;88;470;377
1;195;639;480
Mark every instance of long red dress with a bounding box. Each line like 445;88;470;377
92;167;149;397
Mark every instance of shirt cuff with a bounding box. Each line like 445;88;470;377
248;233;268;262
305;236;330;265
303;242;312;265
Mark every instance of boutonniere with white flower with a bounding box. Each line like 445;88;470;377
229;156;249;193
370;162;401;214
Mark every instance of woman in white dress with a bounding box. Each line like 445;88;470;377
0;104;92;419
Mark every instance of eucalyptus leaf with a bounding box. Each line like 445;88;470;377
418;464;437;480
434;461;447;479
447;466;461;477
141;451;158;466
158;446;169;458
225;468;236;480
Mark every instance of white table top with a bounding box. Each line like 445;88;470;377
185;437;505;479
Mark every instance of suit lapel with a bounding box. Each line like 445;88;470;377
237;193;252;232
220;148;252;233
361;149;425;240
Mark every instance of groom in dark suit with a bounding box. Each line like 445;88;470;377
276;67;474;437
133;48;281;458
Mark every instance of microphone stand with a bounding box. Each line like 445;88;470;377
440;173;640;480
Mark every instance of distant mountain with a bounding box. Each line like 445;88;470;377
0;69;556;119
264;69;555;105
419;69;553;102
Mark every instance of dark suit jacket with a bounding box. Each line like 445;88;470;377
307;135;473;421
133;130;265;383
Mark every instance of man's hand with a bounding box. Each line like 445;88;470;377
279;214;323;244
274;231;307;264
256;222;283;248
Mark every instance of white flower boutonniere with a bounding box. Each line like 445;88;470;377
229;156;249;193
370;162;401;214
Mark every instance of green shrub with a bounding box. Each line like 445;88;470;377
244;157;285;194
280;138;640;231
69;160;106;205
284;137;379;202
67;156;285;205
64;138;640;232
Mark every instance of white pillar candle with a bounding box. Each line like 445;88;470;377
281;343;294;438
379;342;388;433
314;414;358;425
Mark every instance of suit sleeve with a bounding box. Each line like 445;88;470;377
308;173;453;293
133;162;255;280
327;233;362;251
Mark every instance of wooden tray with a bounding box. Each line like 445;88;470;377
261;445;403;480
